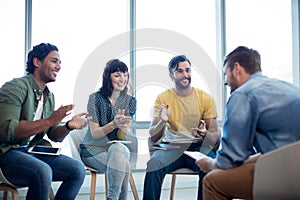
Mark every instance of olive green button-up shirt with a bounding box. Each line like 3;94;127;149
0;74;57;155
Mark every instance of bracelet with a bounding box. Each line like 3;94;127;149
65;120;74;131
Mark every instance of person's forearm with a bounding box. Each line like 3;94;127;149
91;121;116;139
149;119;166;142
203;118;220;149
48;124;71;142
203;129;220;147
15;119;52;139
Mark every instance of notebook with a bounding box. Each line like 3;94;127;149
184;151;206;160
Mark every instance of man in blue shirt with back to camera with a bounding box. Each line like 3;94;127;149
196;46;300;200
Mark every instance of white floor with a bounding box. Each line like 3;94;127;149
13;173;199;200
13;187;197;200
74;187;198;200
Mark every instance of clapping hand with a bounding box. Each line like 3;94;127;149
159;104;170;122
191;120;207;139
113;109;131;129
48;104;74;126
68;112;91;130
113;109;131;139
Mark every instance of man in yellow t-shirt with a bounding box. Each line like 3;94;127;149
142;55;219;200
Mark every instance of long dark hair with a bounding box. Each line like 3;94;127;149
99;59;129;97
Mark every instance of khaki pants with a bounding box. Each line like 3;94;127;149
203;164;255;200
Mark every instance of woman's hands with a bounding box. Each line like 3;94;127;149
113;109;131;139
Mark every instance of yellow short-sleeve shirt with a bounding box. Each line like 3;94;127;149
153;88;218;132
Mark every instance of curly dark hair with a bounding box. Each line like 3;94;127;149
26;43;59;74
99;59;129;97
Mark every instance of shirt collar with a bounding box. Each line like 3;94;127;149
28;74;52;99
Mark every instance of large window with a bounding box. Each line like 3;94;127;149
0;0;298;168
135;0;222;122
226;0;293;83
2;0;294;123
32;0;130;118
0;0;25;86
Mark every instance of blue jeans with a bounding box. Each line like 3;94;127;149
82;143;130;200
0;146;86;200
142;148;215;200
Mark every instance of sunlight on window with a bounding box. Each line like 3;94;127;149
226;0;292;83
136;0;219;121
0;0;24;86
135;49;213;121
31;0;129;113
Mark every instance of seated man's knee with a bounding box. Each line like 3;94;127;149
33;162;52;186
74;159;86;181
203;170;218;189
146;156;166;172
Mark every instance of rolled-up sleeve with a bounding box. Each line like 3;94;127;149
0;81;25;142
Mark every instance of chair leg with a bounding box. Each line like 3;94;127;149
129;173;139;200
88;171;138;200
11;189;19;200
104;173;108;197
3;190;8;200
0;183;54;200
49;186;54;200
169;174;176;200
0;183;19;200
90;171;97;200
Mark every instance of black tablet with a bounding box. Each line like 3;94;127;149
28;145;61;156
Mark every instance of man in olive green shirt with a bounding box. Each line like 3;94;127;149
0;43;89;199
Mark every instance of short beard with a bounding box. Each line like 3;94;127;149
174;77;191;89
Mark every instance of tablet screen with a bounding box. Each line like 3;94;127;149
28;145;61;156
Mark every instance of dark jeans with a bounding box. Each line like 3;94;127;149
142;148;215;200
0;146;86;200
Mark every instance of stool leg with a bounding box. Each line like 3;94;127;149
3;190;8;200
90;171;97;200
11;189;19;200
0;184;19;200
170;174;176;200
129;173;139;200
49;186;54;200
104;173;108;197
